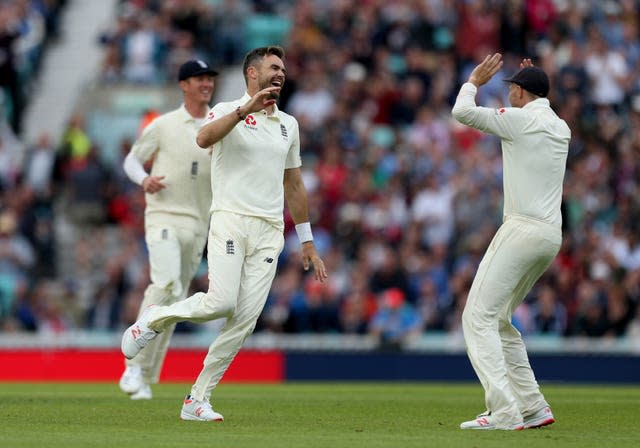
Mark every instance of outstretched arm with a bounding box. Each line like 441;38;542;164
283;167;328;282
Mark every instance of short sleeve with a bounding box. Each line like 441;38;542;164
285;118;302;169
131;119;159;163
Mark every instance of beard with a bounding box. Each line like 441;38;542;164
259;76;281;100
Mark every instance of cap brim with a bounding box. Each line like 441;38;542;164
180;69;219;81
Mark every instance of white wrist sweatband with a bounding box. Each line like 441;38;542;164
295;222;314;243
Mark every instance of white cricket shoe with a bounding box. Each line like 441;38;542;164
119;365;143;394
130;383;152;400
460;412;523;430
523;406;555;429
180;395;224;422
121;306;159;360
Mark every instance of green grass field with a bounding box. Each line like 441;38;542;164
1;382;638;448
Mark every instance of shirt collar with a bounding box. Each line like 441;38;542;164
523;98;550;110
178;104;196;123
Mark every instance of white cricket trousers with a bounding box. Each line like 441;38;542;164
461;215;561;427
127;224;205;384
147;211;284;401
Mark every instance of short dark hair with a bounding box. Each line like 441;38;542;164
242;45;285;84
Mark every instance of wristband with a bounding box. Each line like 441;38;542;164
235;106;245;121
295;222;314;243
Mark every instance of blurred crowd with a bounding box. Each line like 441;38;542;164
2;0;640;347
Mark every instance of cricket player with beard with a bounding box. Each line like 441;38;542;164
119;60;217;400
452;54;570;430
121;45;327;421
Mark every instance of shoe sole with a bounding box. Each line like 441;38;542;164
180;411;223;422
460;426;523;430
524;417;555;429
119;385;141;394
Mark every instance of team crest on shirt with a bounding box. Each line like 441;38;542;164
280;124;288;140
495;108;507;115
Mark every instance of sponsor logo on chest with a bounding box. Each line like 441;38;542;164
240;115;289;142
243;114;258;131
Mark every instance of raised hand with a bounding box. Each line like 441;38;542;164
243;86;281;114
468;53;503;87
520;58;534;68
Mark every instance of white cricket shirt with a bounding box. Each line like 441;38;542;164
203;93;302;231
132;105;212;232
452;83;571;227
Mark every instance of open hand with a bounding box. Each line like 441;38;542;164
243;86;281;114
520;58;534;68
468;53;503;87
301;242;328;283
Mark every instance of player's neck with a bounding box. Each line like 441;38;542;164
184;101;208;119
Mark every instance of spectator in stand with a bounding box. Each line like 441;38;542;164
0;3;24;134
584;27;629;110
32;279;75;334
121;13;165;84
339;265;377;334
288;276;340;333
64;145;111;227
368;287;422;348
0;209;35;285
287;59;334;130
203;0;250;66
604;283;634;338
569;280;608;337
530;283;567;335
23;132;56;200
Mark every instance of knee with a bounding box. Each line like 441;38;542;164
462;305;494;334
202;291;236;317
153;278;183;298
461;306;475;334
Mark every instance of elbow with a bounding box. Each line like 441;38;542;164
451;106;471;125
451;105;464;122
196;131;209;149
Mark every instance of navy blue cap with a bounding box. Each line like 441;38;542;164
503;66;549;98
178;59;218;81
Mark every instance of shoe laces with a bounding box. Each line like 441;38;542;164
133;325;157;347
186;395;212;408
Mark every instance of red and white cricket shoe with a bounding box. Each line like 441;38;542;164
121;306;159;360
180;395;224;422
523;406;555;429
460;411;524;430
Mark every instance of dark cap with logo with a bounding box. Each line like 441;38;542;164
178;59;218;81
503;66;549;98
